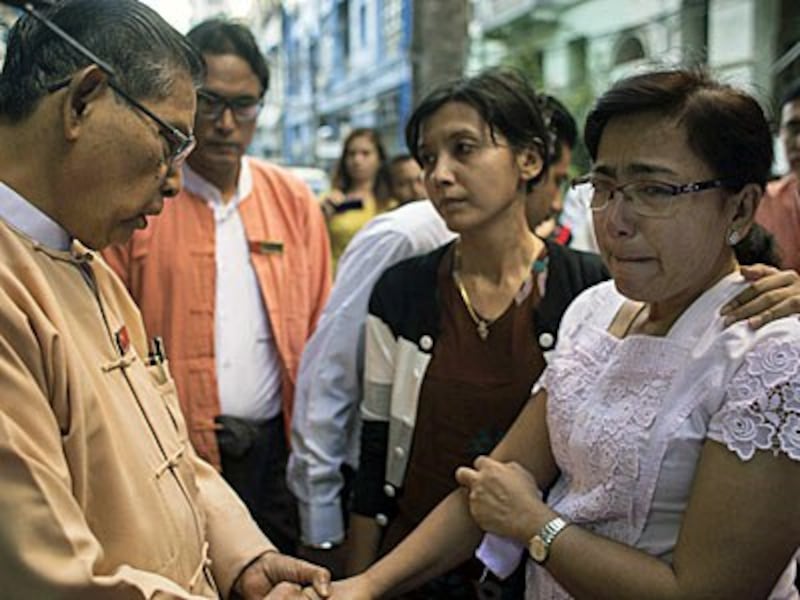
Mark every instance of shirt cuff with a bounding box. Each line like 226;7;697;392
475;533;526;580
298;500;346;547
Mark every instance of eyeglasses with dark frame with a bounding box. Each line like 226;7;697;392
571;173;740;218
196;89;264;123
26;2;195;167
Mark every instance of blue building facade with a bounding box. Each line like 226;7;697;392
281;0;414;168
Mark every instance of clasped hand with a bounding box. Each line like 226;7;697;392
455;455;550;542
233;550;331;599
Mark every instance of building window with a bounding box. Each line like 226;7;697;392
359;2;368;48
337;1;349;62
289;38;302;94
614;35;646;65
383;0;403;56
568;37;588;86
680;0;709;64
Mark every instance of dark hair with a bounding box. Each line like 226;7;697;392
781;79;800;108
186;18;269;95
386;154;417;188
585;68;773;190
405;67;550;192
539;94;578;163
0;0;204;121
331;128;390;202
734;222;781;268
388;153;415;169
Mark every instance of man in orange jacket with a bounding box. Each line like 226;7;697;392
104;18;332;555
756;80;800;271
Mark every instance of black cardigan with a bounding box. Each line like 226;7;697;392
353;239;609;519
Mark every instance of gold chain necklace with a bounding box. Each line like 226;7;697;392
452;244;495;341
452;239;546;342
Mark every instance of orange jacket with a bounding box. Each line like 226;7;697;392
104;158;332;467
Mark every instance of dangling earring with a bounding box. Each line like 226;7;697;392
727;229;740;246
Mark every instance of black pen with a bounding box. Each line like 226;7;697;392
149;336;166;365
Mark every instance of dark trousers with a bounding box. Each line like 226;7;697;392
215;414;299;555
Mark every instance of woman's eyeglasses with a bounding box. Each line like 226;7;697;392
571;174;739;218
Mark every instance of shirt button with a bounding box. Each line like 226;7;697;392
375;513;389;527
538;332;555;349
420;335;433;350
393;446;405;459
383;484;396;497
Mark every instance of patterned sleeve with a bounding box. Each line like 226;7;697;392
708;338;800;461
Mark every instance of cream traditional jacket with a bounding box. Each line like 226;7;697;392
0;215;273;598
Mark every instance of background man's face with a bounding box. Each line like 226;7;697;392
188;53;262;174
781;99;800;178
389;159;426;204
525;142;572;230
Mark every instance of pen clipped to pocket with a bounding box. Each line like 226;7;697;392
147;336;169;384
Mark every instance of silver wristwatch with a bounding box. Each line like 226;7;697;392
527;516;571;564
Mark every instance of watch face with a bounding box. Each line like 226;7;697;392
529;536;548;563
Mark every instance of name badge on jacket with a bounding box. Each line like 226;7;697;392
248;240;284;256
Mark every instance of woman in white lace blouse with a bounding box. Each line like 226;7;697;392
315;69;800;599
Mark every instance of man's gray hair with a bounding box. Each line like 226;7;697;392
0;0;204;121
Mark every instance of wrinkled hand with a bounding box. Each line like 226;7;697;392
301;576;374;600
455;456;547;542
234;551;330;600
262;581;314;599
721;264;800;329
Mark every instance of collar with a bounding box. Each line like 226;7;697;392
183;156;253;209
0;182;71;250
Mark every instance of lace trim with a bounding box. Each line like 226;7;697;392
545;333;681;545
712;340;800;461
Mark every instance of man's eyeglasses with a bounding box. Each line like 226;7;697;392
26;2;195;168
47;78;196;167
571;174;740;218
196;89;263;123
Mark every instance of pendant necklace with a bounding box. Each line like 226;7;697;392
453;245;493;341
453;239;548;342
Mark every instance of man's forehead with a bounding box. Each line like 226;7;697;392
202;53;261;96
392;159;419;173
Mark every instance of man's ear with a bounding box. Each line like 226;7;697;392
516;146;544;185
728;182;762;240
62;65;110;141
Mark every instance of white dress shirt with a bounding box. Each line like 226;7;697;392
287;199;455;546
0;182;70;250
561;183;598;253
183;161;282;421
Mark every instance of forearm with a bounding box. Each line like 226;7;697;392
289;397;350;546
346;514;383;576
290;316;364;546
193;456;275;596
363;488;482;598
543;525;679;600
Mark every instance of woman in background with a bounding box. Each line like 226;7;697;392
323;128;392;266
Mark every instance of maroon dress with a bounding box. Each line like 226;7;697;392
382;247;546;599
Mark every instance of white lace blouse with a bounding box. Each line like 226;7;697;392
528;273;800;599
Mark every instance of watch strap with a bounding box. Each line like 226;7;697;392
540;516;570;546
528;515;571;564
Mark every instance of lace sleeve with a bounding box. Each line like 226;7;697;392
708;339;800;461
